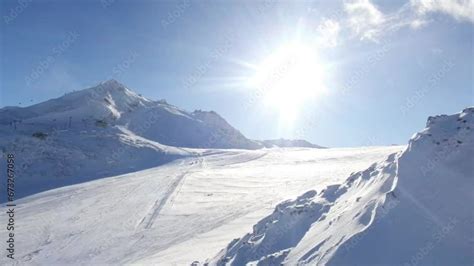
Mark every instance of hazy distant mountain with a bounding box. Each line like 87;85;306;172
259;138;326;148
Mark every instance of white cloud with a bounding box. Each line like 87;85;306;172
316;19;341;47
344;0;385;41
410;18;430;29
339;0;473;43
411;0;474;23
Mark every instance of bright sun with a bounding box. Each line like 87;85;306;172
250;42;326;124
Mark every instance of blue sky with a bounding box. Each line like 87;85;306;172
1;0;473;147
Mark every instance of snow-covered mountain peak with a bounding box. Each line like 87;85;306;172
19;80;154;123
86;80;151;106
99;78;126;89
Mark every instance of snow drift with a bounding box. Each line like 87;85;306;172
211;107;474;265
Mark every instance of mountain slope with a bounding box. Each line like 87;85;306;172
211;107;474;265
0;80;262;149
0;123;189;200
0;80;264;199
0;80;329;199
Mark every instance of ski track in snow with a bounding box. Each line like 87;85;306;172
138;157;204;230
218;152;268;167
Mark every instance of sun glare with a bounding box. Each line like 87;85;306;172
251;42;326;124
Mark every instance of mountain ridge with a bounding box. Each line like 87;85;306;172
0;80;323;200
0;79;322;149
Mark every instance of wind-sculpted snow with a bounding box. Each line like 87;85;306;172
212;152;399;265
214;190;328;265
212;107;474;265
328;107;474;266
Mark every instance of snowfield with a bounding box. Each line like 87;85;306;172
0;146;402;265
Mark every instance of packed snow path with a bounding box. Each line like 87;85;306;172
137;157;204;230
0;146;402;265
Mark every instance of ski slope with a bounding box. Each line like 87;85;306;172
0;146;402;265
